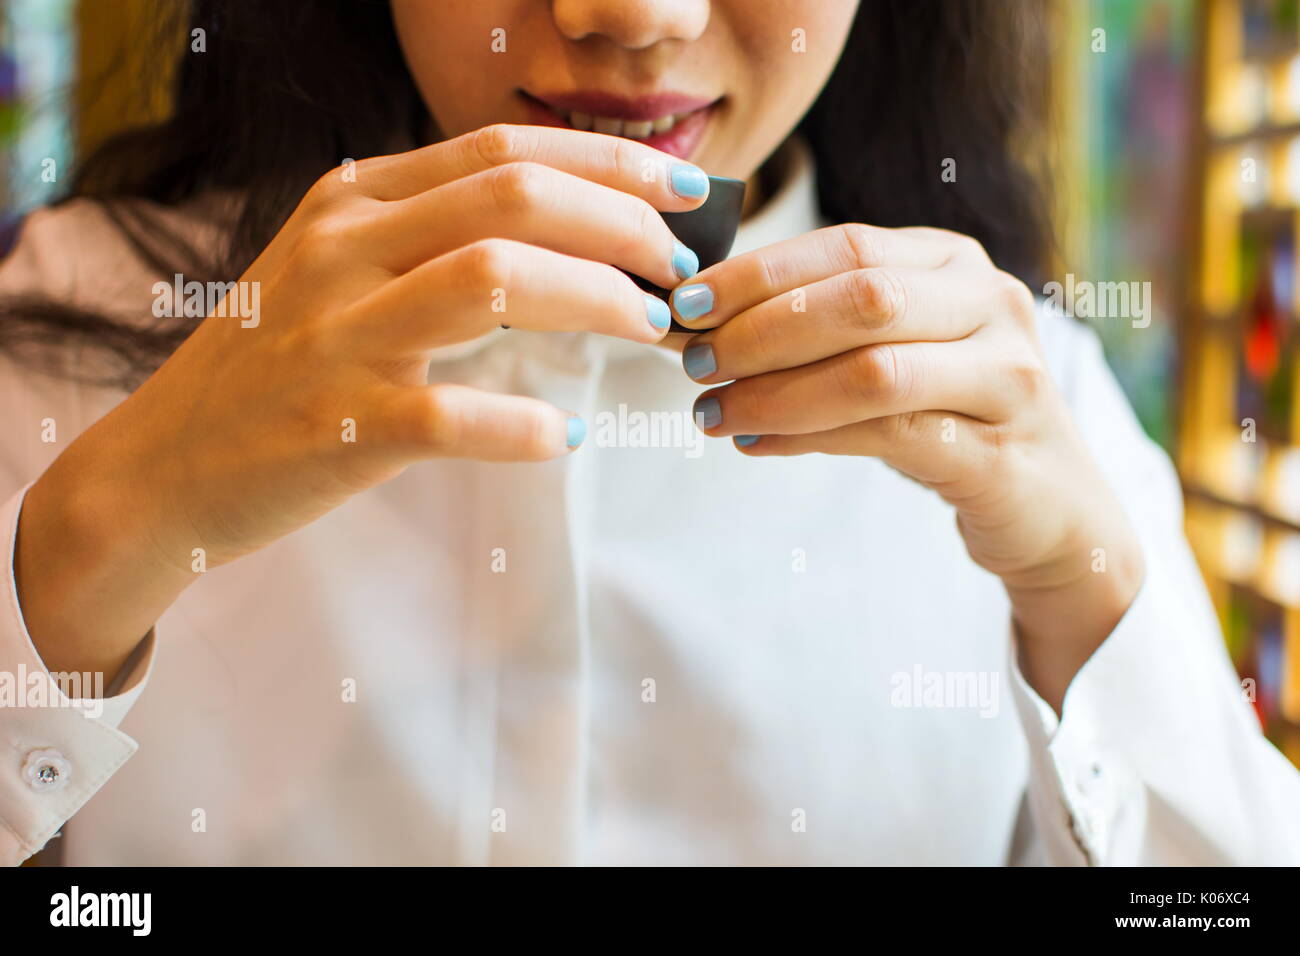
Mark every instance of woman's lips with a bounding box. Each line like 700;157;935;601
519;90;718;160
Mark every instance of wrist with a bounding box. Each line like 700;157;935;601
15;444;194;686
1005;520;1144;714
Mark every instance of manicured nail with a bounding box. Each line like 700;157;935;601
682;343;716;379
670;163;709;199
672;240;699;280
693;396;722;430
644;293;672;331
672;283;714;322
566;416;587;447
735;434;760;447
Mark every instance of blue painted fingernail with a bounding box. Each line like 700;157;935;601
672;240;699;280
682;343;716;379
693;396;722;430
735;434;760;447
672;283;714;321
670;164;709;199
566;416;587;447
645;293;671;331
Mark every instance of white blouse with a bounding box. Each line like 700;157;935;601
2;139;1298;866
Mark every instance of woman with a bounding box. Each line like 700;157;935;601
1;0;1296;865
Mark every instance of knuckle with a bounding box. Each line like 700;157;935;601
983;420;1018;455
459;238;517;291
616;200;658;259
287;216;353;273
920;227;988;261
327;156;379;193
839;223;889;271
488;161;550;213
471;123;530;168
305;166;344;206
743;313;782;368
995;271;1036;323
608;135;641;178
733;246;784;300
277;320;335;369
888;410;925;443
754;252;786;298
846;343;908;405
410;385;464;453
957;233;992;261
349;156;382;178
1006;353;1047;399
844;268;905;332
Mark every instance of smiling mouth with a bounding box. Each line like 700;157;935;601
519;90;720;159
585;111;691;138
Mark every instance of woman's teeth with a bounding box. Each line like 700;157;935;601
565;111;688;139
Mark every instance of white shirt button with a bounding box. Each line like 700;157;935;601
22;748;71;793
1075;760;1105;798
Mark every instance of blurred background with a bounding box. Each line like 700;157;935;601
1049;0;1300;772
0;0;1296;769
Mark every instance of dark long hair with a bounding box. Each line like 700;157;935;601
0;0;1053;391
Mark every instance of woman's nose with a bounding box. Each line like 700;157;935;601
551;0;709;49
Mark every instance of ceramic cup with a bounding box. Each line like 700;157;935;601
635;174;746;333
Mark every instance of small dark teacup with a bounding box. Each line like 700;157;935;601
503;175;745;333
633;175;746;333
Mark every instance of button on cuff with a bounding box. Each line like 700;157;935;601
22;748;71;793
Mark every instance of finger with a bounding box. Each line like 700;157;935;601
378;383;588;463
341;238;673;352
374;162;699;289
732;411;990;487
690;339;1018;437
668;223;967;331
682;266;986;383
346;124;711;209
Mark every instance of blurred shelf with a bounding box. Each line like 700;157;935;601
1185;481;1300;533
1212;119;1300;145
1240;203;1300;226
1189;0;1300;763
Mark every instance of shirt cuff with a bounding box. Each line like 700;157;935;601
1007;575;1153;866
0;480;157;865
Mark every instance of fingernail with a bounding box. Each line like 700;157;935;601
672;240;699;280
672;283;714;322
644;293;672;331
693;396;722;430
682;343;716;379
566;416;587;448
670;164;709;199
735;434;760;447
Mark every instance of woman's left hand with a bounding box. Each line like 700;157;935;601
673;223;1145;710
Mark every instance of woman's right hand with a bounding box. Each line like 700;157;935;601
15;124;709;681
